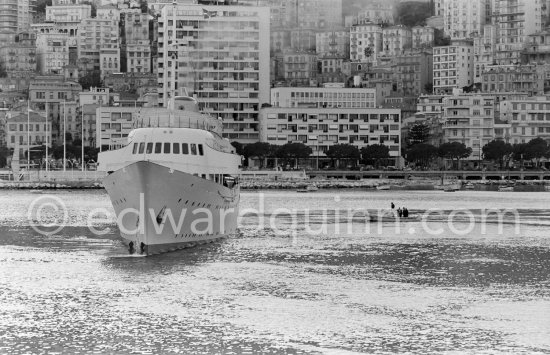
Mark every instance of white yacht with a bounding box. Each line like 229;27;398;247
98;97;242;255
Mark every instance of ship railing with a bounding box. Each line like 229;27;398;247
132;115;222;133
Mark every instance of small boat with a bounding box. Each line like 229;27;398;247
464;182;475;190
498;185;514;192
369;214;420;222
297;185;319;193
376;185;390;190
29;189;43;194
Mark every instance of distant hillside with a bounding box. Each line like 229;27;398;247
343;0;433;27
395;1;433;27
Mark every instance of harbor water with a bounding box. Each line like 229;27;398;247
1;190;549;354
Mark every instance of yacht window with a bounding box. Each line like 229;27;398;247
173;143;180;154
182;143;189;154
132;143;138;154
146;143;153;154
164;142;171;153
198;144;204;156
155;142;162;153
138;142;145;154
190;143;197;155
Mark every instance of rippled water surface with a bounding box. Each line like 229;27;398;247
1;189;550;354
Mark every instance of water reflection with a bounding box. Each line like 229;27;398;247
0;190;549;354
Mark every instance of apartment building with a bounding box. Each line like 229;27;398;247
79;87;110;106
0;37;37;76
0;0;18;43
96;4;119;21
443;0;486;40
394;50;433;96
157;4;270;144
417;94;445;118
473;24;497;83
78;17;120;75
282;51;318;86
28;76;82;143
317;56;350;85
500;96;550;144
433;42;474;94
4;111;51;150
270;87;376;109
121;12;151;74
45;0;91;39
414;94;446;146
47;0;91;22
353;2;396;25
316;30;350;57
271;29;291;53
522;28;550;64
442;94;496;162
17;0;35;33
434;0;444;16
494;0;549;64
350;23;383;64
412;26;435;50
481;64;550;96
296;0;342;30
35;31;70;75
381;26;412;58
259;107;402;163
104;73;157;96
59;100;80;143
290;28;316;52
81;104;98;147
95;106;139;150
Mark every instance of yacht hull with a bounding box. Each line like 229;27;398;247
103;161;239;255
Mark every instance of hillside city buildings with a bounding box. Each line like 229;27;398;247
1;0;550;169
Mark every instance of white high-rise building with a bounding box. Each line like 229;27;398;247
433;41;474;94
17;0;35;32
443;0;486;39
157;4;270;144
0;0;36;42
495;0;550;64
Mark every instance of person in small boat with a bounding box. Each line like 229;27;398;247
403;208;409;218
397;208;403;217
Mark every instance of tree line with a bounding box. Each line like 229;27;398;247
404;122;550;169
231;141;392;169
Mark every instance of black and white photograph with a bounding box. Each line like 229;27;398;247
0;0;549;353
